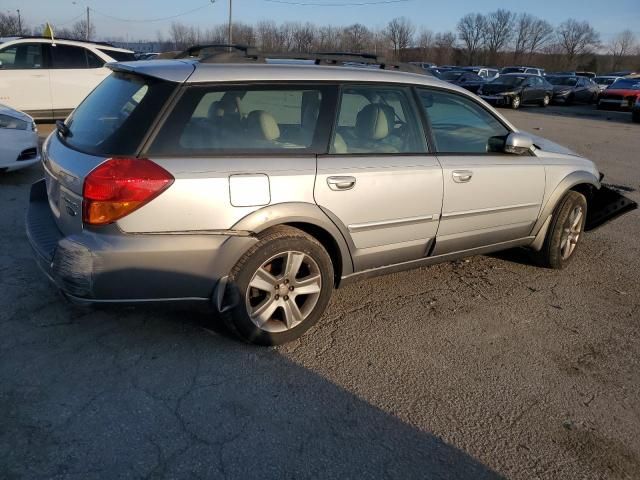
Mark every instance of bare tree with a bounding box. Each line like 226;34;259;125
386;17;415;60
513;14;554;63
290;22;316;52
527;18;554;59
169;22;201;50
483;9;514;63
315;25;342;51
341;24;372;52
434;31;457;65
0;12;22;36
609;30;637;70
457;13;486;64
417;28;434;51
69;19;95;41
556;19;600;66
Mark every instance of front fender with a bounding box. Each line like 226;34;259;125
531;170;600;236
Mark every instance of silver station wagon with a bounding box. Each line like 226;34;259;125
26;51;636;345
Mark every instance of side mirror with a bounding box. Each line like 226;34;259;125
504;132;534;155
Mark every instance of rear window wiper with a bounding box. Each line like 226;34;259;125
55;120;72;138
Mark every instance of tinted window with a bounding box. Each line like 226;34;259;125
0;43;44;69
331;86;427;155
418;89;510;154
610;79;640;90
51;45;101;69
150;85;332;155
63;72;175;155
98;49;136;62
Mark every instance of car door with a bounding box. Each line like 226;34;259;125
49;44;110;116
0;42;52;118
416;88;545;255
315;84;443;271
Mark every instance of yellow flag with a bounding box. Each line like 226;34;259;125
43;23;54;41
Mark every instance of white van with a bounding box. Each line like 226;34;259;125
0;37;135;120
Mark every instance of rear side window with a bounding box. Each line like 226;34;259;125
51;45;97;69
149;85;334;155
0;43;44;69
330;85;427;154
98;49;136;62
417;89;509;154
63;72;175;156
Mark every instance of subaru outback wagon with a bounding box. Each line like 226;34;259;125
27;56;636;345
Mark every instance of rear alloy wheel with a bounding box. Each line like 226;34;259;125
510;95;522;110
533;191;588;269
540;94;550;107
223;226;334;345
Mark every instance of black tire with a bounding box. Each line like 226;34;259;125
532;191;588;269
633;111;640;123
510;95;521;110
223;226;334;345
565;94;574;106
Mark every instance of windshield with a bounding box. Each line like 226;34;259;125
440;71;464;81
491;76;525;86
63;72;174;156
594;77;617;85
609;79;640;90
547;76;578;86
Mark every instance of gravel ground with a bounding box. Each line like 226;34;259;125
1;105;639;479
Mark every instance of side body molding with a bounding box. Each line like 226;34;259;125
531;170;600;237
231;202;355;277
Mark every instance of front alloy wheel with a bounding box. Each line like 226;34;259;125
560;206;584;260
511;95;521;109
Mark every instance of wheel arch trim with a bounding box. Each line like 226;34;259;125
231;202;354;278
531;170;600;237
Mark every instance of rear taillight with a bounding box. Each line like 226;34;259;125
82;158;174;225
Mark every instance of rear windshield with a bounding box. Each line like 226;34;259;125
610;79;640;90
62;72;174;156
548;76;578;86
501;67;526;74
98;49;136;62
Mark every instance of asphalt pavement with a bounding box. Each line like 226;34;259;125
1;104;639;479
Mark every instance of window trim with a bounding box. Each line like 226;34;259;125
145;82;338;158
326;83;431;157
414;86;515;156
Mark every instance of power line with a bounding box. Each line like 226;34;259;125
88;3;214;23
263;0;412;5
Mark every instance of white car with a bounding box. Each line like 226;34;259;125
0;104;39;172
0;37;135;120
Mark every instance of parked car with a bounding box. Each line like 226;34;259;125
0;37;135;120
593;76;621;93
500;66;545;76
0;103;39;172
438;70;485;93
478;73;553;109
26;56;636;345
409;61;436;70
597;77;640;111
547;75;600;104
461;66;499;80
633;97;640;123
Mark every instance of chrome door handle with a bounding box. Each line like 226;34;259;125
452;170;473;183
327;176;356;191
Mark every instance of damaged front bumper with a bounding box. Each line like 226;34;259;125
586;183;638;231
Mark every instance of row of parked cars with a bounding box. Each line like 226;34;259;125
417;64;640;119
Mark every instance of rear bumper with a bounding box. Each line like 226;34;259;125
26;179;257;303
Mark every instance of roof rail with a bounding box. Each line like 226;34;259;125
13;36;116;47
196;49;429;75
174;44;258;59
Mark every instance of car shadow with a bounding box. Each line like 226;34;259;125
0;297;504;479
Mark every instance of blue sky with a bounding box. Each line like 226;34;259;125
5;0;640;42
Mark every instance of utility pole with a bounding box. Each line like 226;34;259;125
86;6;90;40
228;0;232;46
16;9;21;35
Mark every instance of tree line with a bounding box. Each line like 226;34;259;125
1;10;638;72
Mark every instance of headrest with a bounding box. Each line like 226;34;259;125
355;104;390;140
247;110;280;141
332;132;348;154
208;93;241;119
